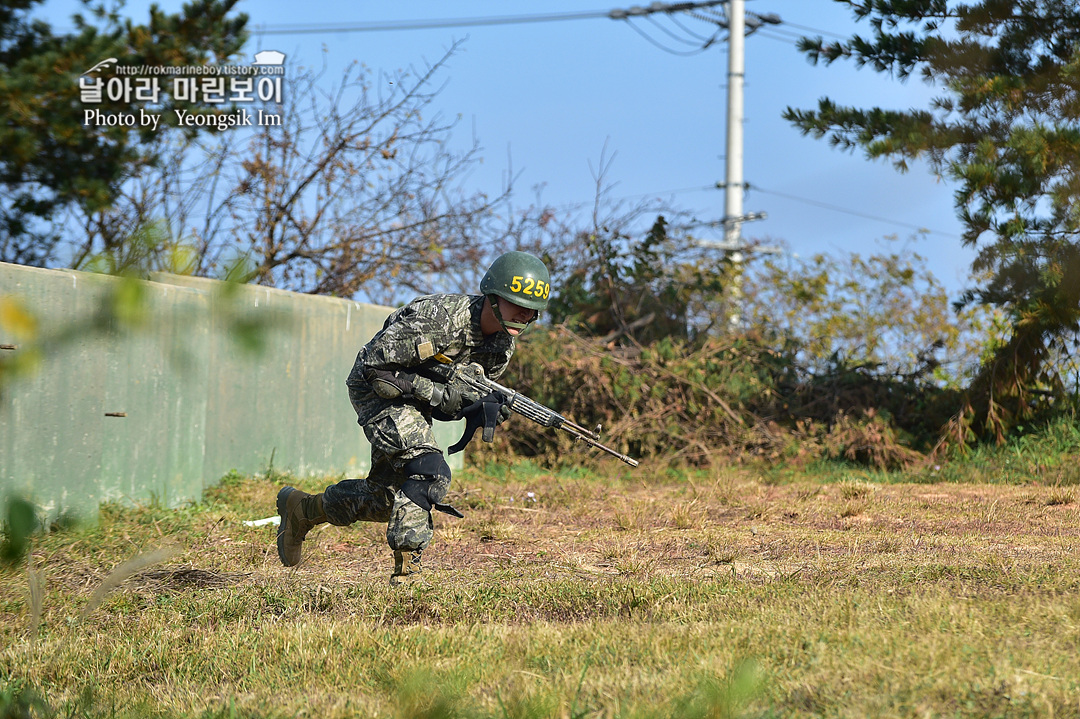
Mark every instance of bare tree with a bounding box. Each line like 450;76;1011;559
73;41;516;305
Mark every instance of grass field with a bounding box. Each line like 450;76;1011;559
3;446;1080;718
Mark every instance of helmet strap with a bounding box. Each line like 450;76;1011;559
488;295;534;334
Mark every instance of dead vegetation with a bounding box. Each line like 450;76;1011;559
483;327;969;471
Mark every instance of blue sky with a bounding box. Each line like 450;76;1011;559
47;0;978;298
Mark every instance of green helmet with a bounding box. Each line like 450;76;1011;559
480;251;551;312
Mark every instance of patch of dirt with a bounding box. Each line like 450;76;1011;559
15;475;1080;607
131;567;251;592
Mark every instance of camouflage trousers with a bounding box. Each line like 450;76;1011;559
322;402;448;552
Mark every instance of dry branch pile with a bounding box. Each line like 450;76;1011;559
483;327;961;469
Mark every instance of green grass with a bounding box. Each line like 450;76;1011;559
3;436;1080;717
758;414;1080;488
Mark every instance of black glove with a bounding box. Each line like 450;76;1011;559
447;392;511;454
367;369;417;399
431;382;466;417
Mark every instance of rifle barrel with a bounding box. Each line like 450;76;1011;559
576;433;640;467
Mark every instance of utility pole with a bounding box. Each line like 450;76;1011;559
722;0;746;326
724;0;745;257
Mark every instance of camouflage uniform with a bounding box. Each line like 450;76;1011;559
322;293;515;553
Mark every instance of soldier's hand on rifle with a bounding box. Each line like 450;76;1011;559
366;368;475;418
368;369;420;400
430;381;466;417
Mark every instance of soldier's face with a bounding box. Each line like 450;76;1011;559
497;297;537;335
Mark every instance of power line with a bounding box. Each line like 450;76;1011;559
250;2;729;36
519;184;717;216
244;4;809;58
505;182;961;242
566;181;962;242
621;19;720;55
758;26;812;42
755;30;801;46
645;13;710;46
251;10;615;35
748;185;961;239
666;12;718;42
776;21;850;41
250;4;731;58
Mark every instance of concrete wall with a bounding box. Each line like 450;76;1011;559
0;263;462;521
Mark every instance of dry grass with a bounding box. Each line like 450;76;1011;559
3;464;1080;717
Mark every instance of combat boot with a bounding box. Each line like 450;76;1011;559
390;549;424;586
276;487;327;567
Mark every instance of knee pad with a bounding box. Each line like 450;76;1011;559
399;453;462;517
402;453;451;481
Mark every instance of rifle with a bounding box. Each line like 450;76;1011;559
434;354;640;468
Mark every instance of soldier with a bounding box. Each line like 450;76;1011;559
274;251;551;584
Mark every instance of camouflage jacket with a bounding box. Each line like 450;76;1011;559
346;294;516;425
